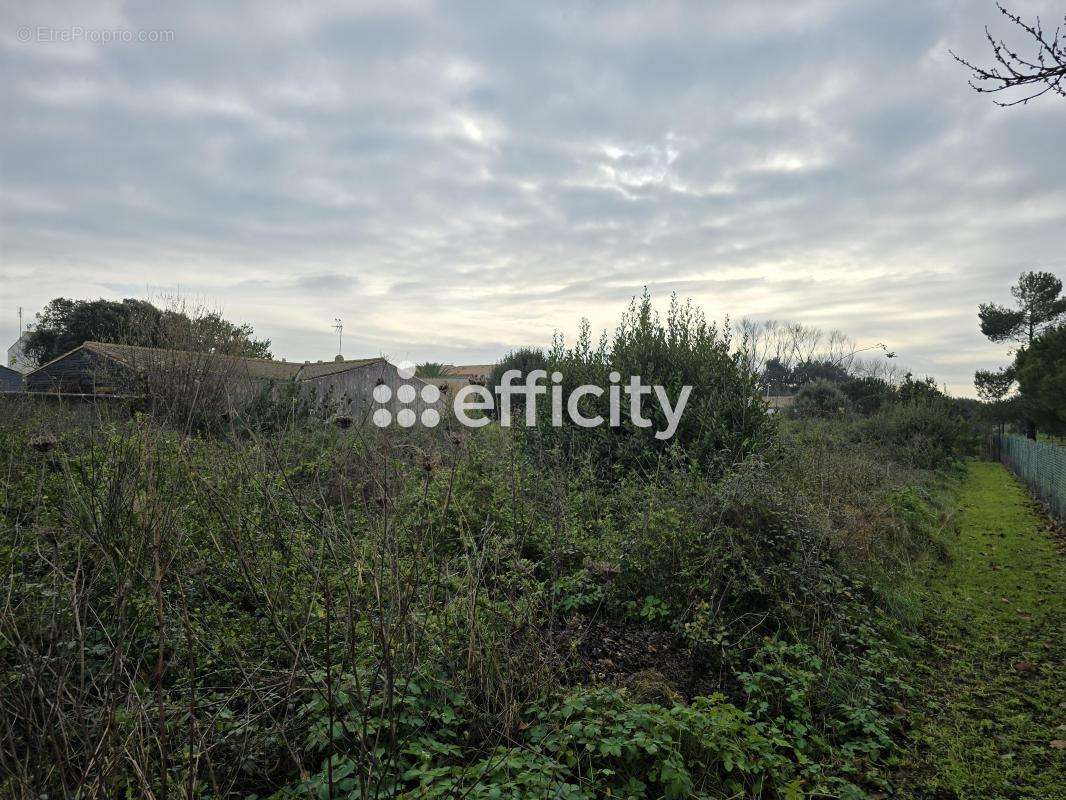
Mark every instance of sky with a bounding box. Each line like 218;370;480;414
1;1;1064;394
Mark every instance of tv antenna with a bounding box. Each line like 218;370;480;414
332;318;343;356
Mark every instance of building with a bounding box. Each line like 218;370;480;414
764;395;795;414
418;375;474;398
23;342;443;421
0;364;23;392
24;341;290;397
298;355;443;420
443;364;493;383
7;332;34;372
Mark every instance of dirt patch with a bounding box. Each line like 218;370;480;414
553;619;735;702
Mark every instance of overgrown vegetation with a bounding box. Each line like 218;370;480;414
0;295;988;798
506;293;770;475
23;296;272;366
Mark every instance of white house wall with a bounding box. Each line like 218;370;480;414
302;361;447;423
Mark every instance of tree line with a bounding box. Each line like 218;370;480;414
976;270;1066;439
20;297;271;367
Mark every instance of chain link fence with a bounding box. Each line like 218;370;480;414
992;434;1066;521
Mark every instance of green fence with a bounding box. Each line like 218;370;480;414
992;434;1066;521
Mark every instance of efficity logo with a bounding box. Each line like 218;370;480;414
373;363;692;440
371;361;442;428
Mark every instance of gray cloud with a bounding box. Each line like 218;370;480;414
1;0;1063;394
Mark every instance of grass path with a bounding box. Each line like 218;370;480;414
898;461;1065;799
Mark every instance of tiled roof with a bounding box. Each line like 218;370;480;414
82;342;304;380
444;364;494;378
29;342;386;383
418;376;475;394
298;357;384;379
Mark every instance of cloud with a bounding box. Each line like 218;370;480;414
1;0;1063;394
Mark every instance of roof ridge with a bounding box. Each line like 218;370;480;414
84;340;285;365
25;343;91;376
28;341;388;380
297;357;386;379
84;341;384;366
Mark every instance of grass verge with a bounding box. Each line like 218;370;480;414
896;461;1065;800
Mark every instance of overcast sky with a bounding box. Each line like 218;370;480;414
2;1;1063;393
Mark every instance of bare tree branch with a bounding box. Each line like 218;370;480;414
952;3;1066;106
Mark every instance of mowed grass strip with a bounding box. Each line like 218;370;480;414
901;460;1066;800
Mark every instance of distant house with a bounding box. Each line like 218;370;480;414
0;364;23;392
23;342;443;421
25;341;292;397
443;364;493;383
418;364;494;397
298;355;443;419
418;375;474;398
7;332;34;373
765;395;795;414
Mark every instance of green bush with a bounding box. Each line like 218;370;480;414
354;688;800;800
839;376;895;415
488;346;548;395
513;291;770;475
862;399;974;469
791;379;850;418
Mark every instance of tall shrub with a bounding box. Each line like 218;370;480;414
519;292;769;474
862;399;973;469
791;380;849;418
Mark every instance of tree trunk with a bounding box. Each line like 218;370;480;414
1026;418;1037;440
